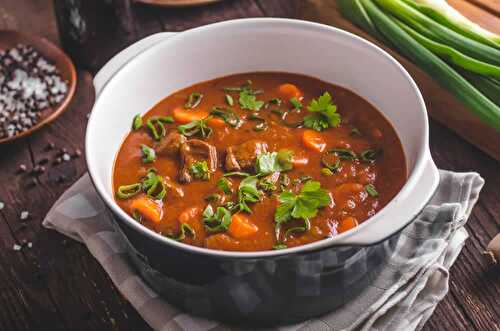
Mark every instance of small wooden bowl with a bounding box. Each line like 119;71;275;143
135;0;223;7
0;30;77;144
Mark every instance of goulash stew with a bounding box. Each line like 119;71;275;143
113;73;407;251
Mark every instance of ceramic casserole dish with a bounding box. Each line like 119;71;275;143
86;18;439;325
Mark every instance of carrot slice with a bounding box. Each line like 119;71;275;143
228;213;258;239
337;216;358;234
302;129;326;152
130;197;162;223
208;117;226;128
173;107;209;124
278;83;303;99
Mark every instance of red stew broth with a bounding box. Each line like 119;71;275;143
113;72;407;251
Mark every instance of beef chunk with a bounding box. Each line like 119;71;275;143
179;139;218;183
225;139;268;171
156;132;187;157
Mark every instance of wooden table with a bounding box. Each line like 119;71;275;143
0;1;498;330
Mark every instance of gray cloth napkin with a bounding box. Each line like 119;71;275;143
43;170;484;331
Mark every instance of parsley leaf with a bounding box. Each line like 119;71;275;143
202;205;232;233
238;176;263;213
239;90;264;111
274;180;331;234
190;161;211;181
255;150;294;175
303;92;341;132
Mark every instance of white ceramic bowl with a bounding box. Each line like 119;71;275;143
86;18;439;258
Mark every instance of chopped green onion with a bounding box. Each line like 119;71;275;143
365;184;379;197
331;148;357;160
168;223;195;241
203;205;232;233
217;177;233;194
273;243;287;250
350;128;362;136
141;144;156;163
210;107;242;128
284;218;311;238
146;116;173;140
248;113;268;132
132;114;143;130
321;168;334;176
290;97;303;110
185;92;203;109
116;183;142;199
360;149;381;163
322;152;341;172
142;169;167;200
225;94;234;106
178;117;213;138
266;98;282;108
190;160;211;181
223;171;250;177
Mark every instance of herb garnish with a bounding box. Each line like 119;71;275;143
223;171;251;177
321;168;334;176
350;128;362;136
185;92;203;109
266;98;282;108
290;97;302;110
303;92;341;132
203;205;232;233
321;152;341;172
225;94;234;106
116;183;142;199
178;117;213;138
147;116;174;141
142;169;167;200
248;113;268;132
239;90;265;111
273;243;287;250
167;223;195;241
237;176;263;213
116;169;166;201
365;184;379;197
210;107;242;128
217;177;233;194
360;149;381;163
274;180;331;240
330;148;357;161
255;150;294;175
190;161;211;181
132;114;143;130
141;144;156;163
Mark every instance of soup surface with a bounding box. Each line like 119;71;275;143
113;72;406;251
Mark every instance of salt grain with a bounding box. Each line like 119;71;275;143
0;44;69;139
0;201;4;210
12;244;22;251
20;210;29;220
62;153;71;161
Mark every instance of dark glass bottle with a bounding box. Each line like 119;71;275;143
53;0;139;72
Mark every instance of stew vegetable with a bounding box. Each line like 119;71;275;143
113;73;406;251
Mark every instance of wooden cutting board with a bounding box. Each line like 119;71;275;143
300;0;500;162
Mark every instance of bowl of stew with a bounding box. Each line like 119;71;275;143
86;19;439;325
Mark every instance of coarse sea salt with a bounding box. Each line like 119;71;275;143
0;44;68;139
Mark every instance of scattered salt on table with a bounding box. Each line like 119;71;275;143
20;210;29;220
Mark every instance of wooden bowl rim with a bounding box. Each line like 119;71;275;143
0;30;77;145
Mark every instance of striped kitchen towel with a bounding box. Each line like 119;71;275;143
43;170;483;331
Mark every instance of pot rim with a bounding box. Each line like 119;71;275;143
86;18;433;259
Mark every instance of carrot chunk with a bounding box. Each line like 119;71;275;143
228;213;258;239
173;107;209;124
337;216;358;234
130;197;162;223
278;83;303;99
208;117;226;128
302;129;326;152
